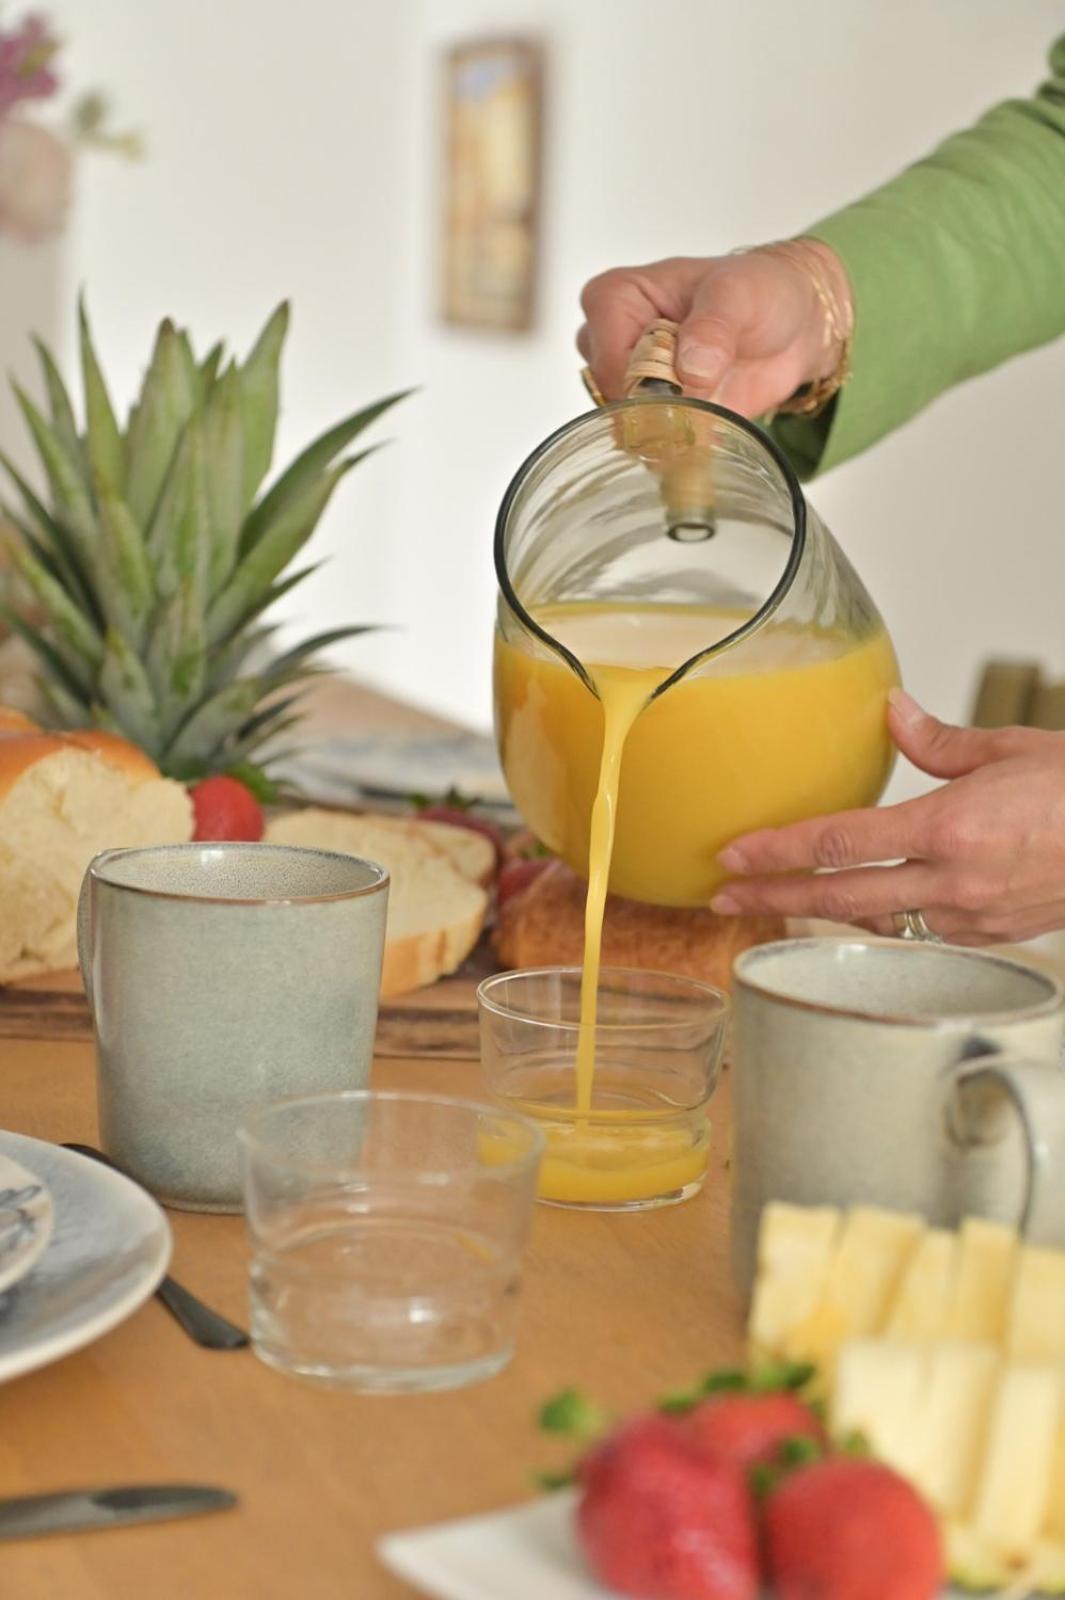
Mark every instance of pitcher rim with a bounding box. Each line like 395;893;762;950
493;396;808;699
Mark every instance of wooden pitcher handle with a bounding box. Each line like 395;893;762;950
580;318;682;406
623;319;682;395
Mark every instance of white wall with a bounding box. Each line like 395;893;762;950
17;1;1065;812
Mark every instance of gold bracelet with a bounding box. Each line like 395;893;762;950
745;238;853;417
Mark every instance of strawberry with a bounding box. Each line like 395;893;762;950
764;1457;942;1600
684;1391;825;1471
497;855;551;907
190;775;264;842
577;1414;759;1600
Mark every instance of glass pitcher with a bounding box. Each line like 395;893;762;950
493;323;899;908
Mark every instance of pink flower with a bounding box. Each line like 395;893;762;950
0;118;71;241
0;14;60;119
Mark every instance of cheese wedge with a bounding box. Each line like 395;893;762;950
915;1341;999;1519
782;1206;922;1374
944;1218;1018;1343
748;1202;840;1362
971;1360;1064;1561
885;1227;956;1342
1007;1244;1065;1361
831;1338;927;1482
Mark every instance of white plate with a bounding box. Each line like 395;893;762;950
379;1492;966;1600
0;1148;53;1295
278;733;514;811
0;1131;171;1384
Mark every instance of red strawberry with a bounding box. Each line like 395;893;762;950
577;1414;759;1600
684;1392;825;1470
190;775;264;842
497;855;551;907
764;1457;942;1600
417;803;505;866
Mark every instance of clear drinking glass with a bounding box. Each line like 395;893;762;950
238;1090;544;1393
477;967;729;1212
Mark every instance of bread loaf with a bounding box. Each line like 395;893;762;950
264;809;488;998
0;716;193;983
494;859;784;990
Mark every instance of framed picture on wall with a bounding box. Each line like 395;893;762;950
441;37;543;333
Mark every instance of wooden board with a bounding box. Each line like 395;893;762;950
0;947;494;1059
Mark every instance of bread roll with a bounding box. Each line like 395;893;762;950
494;859;784;990
265;809;488;998
0;716;193;983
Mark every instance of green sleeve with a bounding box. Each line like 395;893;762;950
770;34;1065;480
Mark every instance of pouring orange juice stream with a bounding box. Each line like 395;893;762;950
495;600;898;1204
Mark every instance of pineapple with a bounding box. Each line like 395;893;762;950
0;301;406;781
885;1226;956;1342
748;1201;840;1364
1007;1244;1065;1361
944;1218;1018;1343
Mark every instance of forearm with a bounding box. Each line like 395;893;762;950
771;35;1065;479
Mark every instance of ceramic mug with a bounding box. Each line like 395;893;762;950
78;842;389;1212
730;938;1065;1294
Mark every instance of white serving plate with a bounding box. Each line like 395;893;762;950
0;1146;53;1295
379;1490;970;1600
0;1130;171;1384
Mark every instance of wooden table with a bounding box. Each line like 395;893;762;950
0;677;746;1600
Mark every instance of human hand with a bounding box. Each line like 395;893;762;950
577;242;851;416
709;690;1065;947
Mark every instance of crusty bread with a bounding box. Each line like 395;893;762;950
363;814;496;887
0;718;193;983
264;809;488;998
494;859;785;990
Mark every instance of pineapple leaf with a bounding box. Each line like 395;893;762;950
203;362;245;596
230;710;305;764
259;624;377;690
241;390;409;552
148;416;210;604
0;604;91;708
125;319;198;526
31;335;86;484
198;340;224;398
234;691;306;748
12;383;97;559
0;446;98;618
205;457;356;647
79;297;125;492
238;301;288;508
1;502;63;584
99;628;161;757
96;485;157;651
39;678;92;729
217;560;324;639
148;581;207;742
8;542;103;685
206;621;278;692
164;676;263;770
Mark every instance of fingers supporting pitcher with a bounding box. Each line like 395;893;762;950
950;1057;1065;1245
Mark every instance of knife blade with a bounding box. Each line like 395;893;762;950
0;1484;237;1540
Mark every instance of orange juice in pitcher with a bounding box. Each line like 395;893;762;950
489;327;898;1207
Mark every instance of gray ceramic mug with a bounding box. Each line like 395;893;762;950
78;842;389;1212
731;938;1065;1294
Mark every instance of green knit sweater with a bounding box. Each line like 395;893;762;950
771;34;1065;479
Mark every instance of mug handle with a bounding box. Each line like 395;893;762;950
951;1056;1065;1243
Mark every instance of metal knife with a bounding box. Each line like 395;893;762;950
0;1484;237;1540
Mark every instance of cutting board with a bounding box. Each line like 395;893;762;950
0;944;493;1061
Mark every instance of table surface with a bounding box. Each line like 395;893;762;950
0;675;744;1600
5;675;1063;1600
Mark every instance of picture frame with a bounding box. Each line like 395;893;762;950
440;37;543;333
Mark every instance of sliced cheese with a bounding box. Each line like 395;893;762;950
1007;1244;1065;1361
885;1227;956;1343
944;1218;1018;1343
748;1202;840;1362
971;1361;1064;1562
915;1341;999;1520
782;1206;922;1374
831;1337;927;1482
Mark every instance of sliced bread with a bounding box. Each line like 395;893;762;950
358;813;496;886
264;809;488;998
